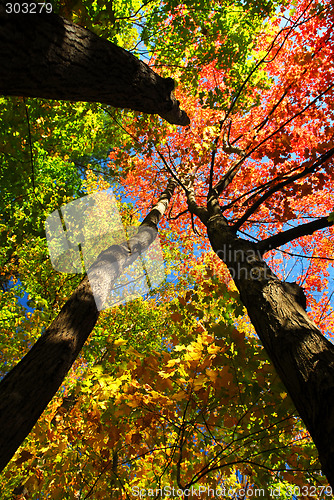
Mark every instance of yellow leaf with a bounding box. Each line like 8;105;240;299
174;345;186;351
185;342;203;362
207;344;221;355
158;370;175;379
114;338;127;346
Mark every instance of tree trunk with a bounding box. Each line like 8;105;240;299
0;275;98;473
207;214;334;487
0;6;189;126
0;179;176;472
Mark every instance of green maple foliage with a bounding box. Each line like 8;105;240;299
0;95;141;384
53;0;282;102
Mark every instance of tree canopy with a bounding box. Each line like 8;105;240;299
0;0;334;498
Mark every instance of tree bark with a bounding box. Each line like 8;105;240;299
0;179;177;472
0;6;189;126
206;213;334;487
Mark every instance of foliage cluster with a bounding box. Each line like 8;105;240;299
1;0;334;498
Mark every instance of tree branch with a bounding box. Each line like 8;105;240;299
0;9;189;126
217;82;334;207
208;120;224;192
186;188;209;225
156;148;190;194
257;216;334;255
212;155;247;197
233;147;334;231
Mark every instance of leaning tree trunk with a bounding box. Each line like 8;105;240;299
0;179;176;472
0;5;189;126
207;213;334;487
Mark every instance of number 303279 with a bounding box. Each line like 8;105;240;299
5;3;53;13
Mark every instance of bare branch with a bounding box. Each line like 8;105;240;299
167;209;189;221
155;148;189;194
215;77;334;207
186;182;209;225
233;147;334;231
222;120;246;157
257;216;334;255
212;155;247;196
208;120;246;204
208;120;224;192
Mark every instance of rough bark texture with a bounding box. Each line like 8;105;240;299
0;179;177;472
207;213;334;487
0;7;189;126
0;276;98;473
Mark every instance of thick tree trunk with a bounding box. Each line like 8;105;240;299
0;276;98;473
0;6;189;126
0;179;176;472
207;213;334;487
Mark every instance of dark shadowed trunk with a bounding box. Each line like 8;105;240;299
0;275;99;473
0;6;189;126
206;213;334;487
0;179;177;472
